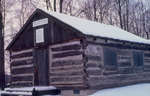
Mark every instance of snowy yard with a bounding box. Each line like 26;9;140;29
90;83;150;96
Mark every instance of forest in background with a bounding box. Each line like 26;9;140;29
0;0;150;74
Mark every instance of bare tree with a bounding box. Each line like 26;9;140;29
0;0;5;90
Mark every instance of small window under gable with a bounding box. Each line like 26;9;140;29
36;28;44;43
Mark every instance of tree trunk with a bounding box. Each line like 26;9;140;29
0;0;5;90
117;0;123;29
59;0;63;13
93;0;97;21
54;0;56;12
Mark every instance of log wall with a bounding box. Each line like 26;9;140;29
85;42;150;89
10;49;34;87
49;40;86;88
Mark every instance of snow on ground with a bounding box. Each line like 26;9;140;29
42;9;150;45
89;83;150;96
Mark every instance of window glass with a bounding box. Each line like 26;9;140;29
36;28;44;43
104;48;117;67
133;51;143;67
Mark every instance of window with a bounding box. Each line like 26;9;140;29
73;90;80;94
133;52;143;67
35;28;44;43
104;48;117;67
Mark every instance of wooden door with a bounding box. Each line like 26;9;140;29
34;48;49;86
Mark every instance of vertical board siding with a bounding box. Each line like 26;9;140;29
49;40;85;88
10;48;34;87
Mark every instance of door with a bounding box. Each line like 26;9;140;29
34;48;49;86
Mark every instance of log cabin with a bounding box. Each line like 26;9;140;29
6;8;150;96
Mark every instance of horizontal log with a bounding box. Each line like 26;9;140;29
12;73;33;77
50;76;84;83
86;68;102;75
50;65;84;73
50;82;84;85
53;50;83;58
144;59;150;62
50;40;80;48
11;59;33;67
52;55;83;62
50;68;84;74
86;63;102;68
12;75;33;82
104;66;117;71
144;53;150;58
51;44;81;52
12;64;33;70
50;64;84;70
144;65;150;71
11;49;33;56
11;51;32;59
118;62;131;67
118;68;133;74
11;67;34;75
11;81;33;87
85;45;103;56
133;67;144;73
118;56;131;60
51;60;83;67
50;71;84;76
11;56;33;62
103;71;118;75
86;55;101;61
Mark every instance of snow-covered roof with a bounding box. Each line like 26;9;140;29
90;83;150;96
43;10;150;44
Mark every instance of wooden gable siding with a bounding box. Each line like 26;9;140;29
8;10;84;51
84;41;150;89
10;48;34;87
10;23;34;51
49;40;87;88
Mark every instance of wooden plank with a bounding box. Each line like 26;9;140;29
86;63;102;68
50;68;84;74
51;49;82;55
144;53;150;58
52;55;83;62
12;73;33;77
11;81;33;87
50;71;84;76
86;55;101;61
11;59;33;67
51;44;81;52
50;65;84;73
12;75;33;82
50;76;83;83
119;67;133;74
11;49;33;56
51;60;83;67
11;67;34;75
11;52;32;59
86;68;102;75
50;64;84;70
11;56;33;62
50;40;80;48
12;64;33;70
50;82;84;85
52;50;82;58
